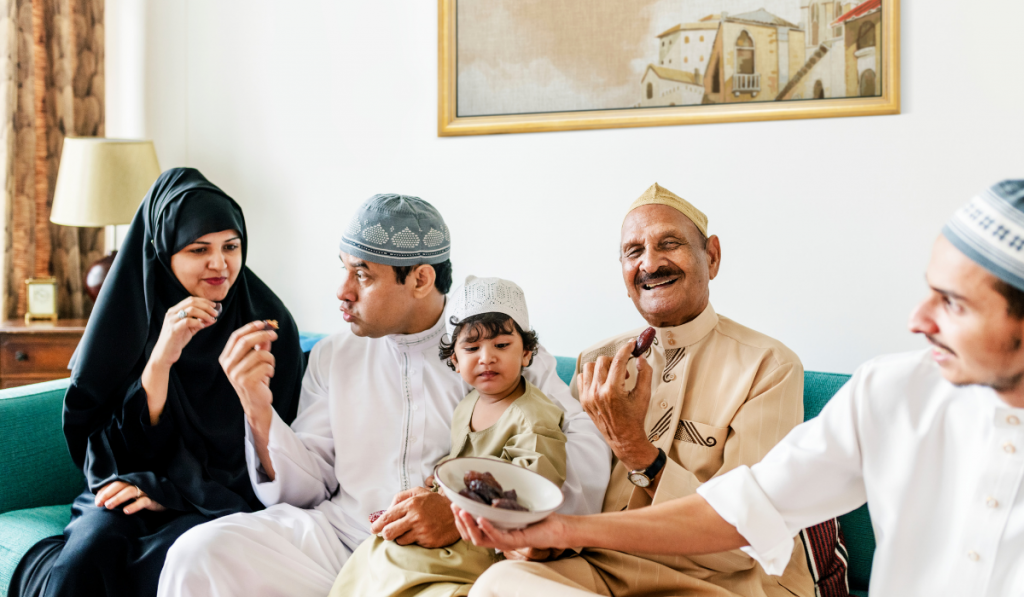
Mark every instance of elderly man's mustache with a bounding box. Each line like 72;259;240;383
636;266;684;286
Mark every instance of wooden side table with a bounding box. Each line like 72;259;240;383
0;319;87;389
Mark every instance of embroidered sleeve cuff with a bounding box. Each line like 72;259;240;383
697;465;795;576
244;410;286;506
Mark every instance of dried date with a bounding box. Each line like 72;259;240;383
459;470;530;512
464;471;500;488
632;327;656;358
468;479;503;504
491;498;528;511
459;489;487;504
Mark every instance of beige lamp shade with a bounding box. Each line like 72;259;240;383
50;138;161;227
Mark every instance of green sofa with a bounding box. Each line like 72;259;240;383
0;364;874;597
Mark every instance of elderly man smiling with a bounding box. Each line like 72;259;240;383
467;184;828;597
459;181;1024;597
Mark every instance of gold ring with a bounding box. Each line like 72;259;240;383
136;486;141;499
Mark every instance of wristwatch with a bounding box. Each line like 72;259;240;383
627;448;667;488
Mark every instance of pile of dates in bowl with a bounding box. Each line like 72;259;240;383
459;471;528;511
435;457;565;530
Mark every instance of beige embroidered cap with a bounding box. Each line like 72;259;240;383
626;183;708;237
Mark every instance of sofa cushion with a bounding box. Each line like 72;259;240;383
0;504;70;597
803;372;853;419
299;332;328;352
0;380;85;515
554;356;576;387
805;372;875;593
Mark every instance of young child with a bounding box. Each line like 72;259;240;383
330;276;567;597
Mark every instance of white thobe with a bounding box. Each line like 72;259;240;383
159;312;611;597
699;350;1024;597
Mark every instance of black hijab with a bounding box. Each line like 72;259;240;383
63;168;302;517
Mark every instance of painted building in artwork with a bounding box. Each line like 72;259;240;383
776;0;881;101
634;18;718;108
701;10;807;104
654;20;719;78
792;0;849;99
636;65;704;107
835;0;882;97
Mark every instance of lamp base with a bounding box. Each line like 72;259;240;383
85;251;116;301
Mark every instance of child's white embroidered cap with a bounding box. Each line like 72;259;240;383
446;275;530;338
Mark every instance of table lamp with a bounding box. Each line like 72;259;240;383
50;138;161;300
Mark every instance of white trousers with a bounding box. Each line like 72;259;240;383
157;503;352;597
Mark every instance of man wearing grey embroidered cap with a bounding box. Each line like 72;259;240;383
455;180;1024;597
158;194;611;597
331;274;569;596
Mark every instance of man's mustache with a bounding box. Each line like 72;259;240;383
925;334;956;355
636;266;684;286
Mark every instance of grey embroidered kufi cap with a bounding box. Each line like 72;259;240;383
340;193;451;266
942;180;1024;292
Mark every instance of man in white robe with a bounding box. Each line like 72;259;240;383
456;180;1024;597
157;194;611;597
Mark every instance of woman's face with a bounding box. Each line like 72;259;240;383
170;229;242;301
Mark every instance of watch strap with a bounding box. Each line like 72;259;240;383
643;447;667;480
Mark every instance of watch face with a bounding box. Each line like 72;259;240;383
628;472;650;488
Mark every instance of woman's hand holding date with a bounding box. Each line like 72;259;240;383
151;297;220;368
142;297;221;425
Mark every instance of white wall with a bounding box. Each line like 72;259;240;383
106;0;1024;374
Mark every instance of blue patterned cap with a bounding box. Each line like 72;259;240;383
340;194;451;266
942;180;1024;292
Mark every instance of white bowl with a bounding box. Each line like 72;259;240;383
436;457;564;530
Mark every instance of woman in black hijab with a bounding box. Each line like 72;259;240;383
10;168;303;597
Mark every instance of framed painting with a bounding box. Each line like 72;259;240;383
438;0;899;136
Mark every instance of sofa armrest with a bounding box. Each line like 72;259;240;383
0;379;85;515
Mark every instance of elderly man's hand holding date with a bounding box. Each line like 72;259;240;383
219;319;280;478
578;339;660;495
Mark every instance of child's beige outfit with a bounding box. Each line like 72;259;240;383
330;379;566;597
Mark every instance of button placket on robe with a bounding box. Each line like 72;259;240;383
389;331;434;492
654;329;690;448
405;350;427;488
989;408;1024;594
627;346;690;510
626;338;677;508
647;382;679;444
641;338;669;441
962;405;1024;592
660;351;690;453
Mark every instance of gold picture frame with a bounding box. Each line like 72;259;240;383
25;277;58;323
438;0;899;136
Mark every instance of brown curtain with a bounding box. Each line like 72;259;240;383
1;0;103;320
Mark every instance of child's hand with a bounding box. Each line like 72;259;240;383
424;475;435;488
